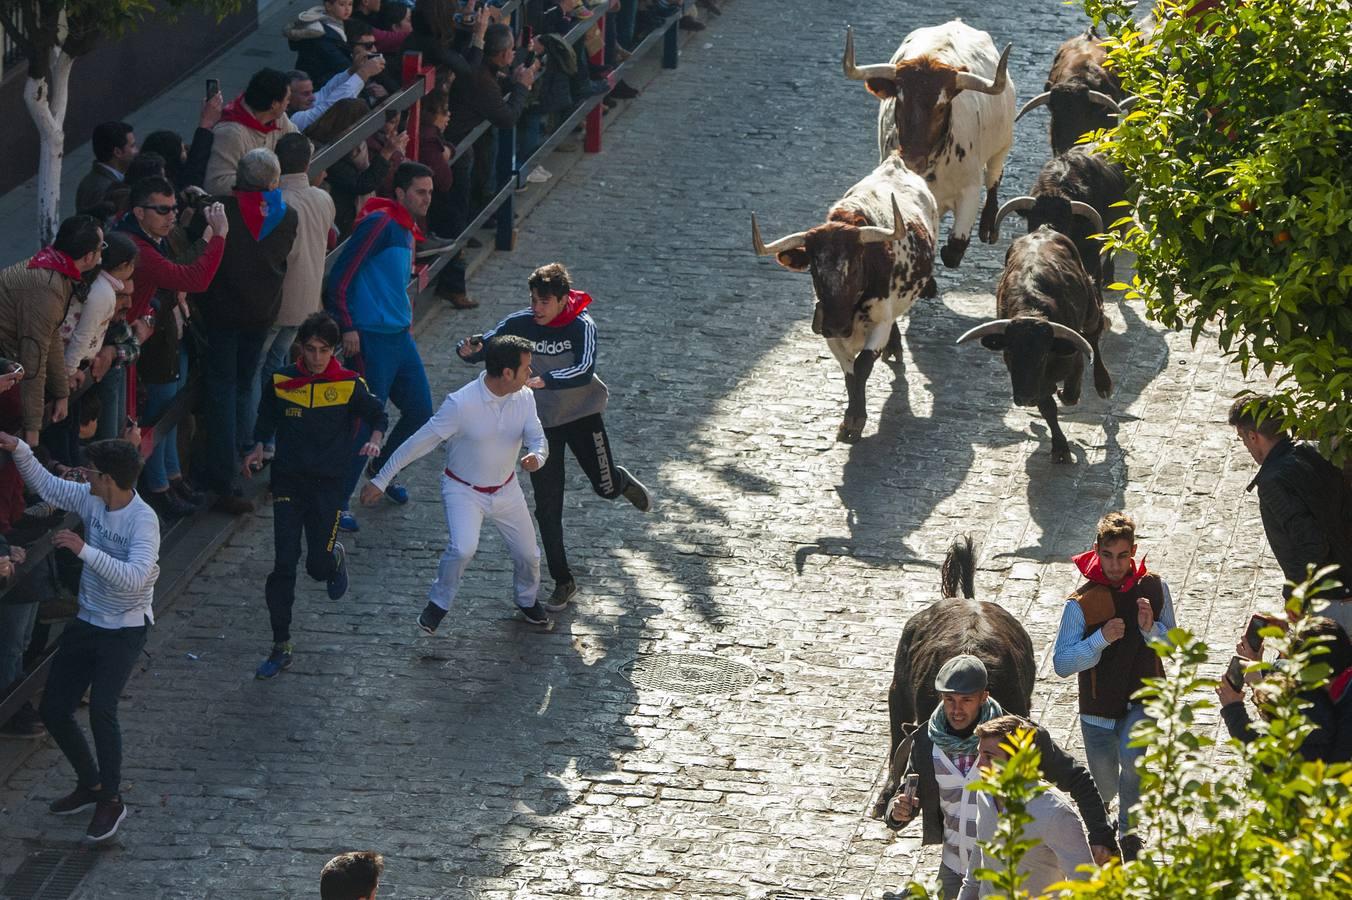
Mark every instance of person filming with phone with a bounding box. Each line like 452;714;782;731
1217;614;1352;763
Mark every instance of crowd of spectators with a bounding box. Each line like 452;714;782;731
0;0;708;739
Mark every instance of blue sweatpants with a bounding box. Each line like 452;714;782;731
343;328;434;507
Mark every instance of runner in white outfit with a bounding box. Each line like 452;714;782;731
361;336;550;630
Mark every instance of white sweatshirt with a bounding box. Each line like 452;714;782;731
13;441;160;628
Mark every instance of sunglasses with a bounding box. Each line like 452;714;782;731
138;204;178;215
354;41;377;49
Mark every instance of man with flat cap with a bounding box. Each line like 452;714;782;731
885;654;1117;899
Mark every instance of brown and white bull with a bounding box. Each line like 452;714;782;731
1016;30;1125;156
752;155;937;443
843;21;1015;269
956;226;1114;463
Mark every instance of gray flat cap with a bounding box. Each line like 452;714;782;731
934;654;988;694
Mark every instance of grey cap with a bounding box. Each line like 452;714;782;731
934;654;989;694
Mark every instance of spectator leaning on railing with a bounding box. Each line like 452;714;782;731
194;149;299;515
0;215;105;447
62;233;137;390
205;68;299;196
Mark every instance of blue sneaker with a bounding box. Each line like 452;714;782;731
327;542;349;600
383;481;409;505
338;510;359;532
255;643;293;679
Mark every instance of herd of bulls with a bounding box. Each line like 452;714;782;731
752;19;1129;461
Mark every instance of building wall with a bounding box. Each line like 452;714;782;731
0;3;258;196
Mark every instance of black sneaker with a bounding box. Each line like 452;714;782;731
0;702;46;740
49;785;100;816
85;797;127;843
617;466;652;512
418;602;447;636
544;579;577;612
518;602;550;626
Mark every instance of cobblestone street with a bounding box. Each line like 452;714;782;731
0;0;1282;896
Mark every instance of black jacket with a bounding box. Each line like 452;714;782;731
1249;438;1352;597
895;720;1117;851
446;61;530;144
253;362;388;480
1221;674;1352;763
195;195;299;331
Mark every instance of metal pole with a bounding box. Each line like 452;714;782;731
402;52;426;162
495;124;516;251
662;10;679;69
585;15;606;153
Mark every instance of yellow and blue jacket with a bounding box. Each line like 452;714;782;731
253;362;389;480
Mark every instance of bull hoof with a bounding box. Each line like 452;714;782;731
1051;442;1071;464
921;277;938;299
1095;370;1114;399
1057;386;1081;407
940;239;969;269
836;418;866;443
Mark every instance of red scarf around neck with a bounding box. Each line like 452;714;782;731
546;290;594;328
27;246;82;281
220;96;279;134
1330;667;1352;704
275;355;357;391
354;197;424;241
1073;548;1149;592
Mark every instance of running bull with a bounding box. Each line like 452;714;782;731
956;226;1114;463
751;155;937;443
1016;30;1125;155
842;20;1015;269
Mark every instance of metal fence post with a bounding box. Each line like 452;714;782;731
662;10;679;69
584;15;607;153
495;125;516;251
402;52;427;162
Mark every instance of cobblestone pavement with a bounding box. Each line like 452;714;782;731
0;0;1281;897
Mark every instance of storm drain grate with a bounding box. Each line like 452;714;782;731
1;850;99;900
620;652;758;696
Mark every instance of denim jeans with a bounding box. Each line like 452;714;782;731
141;346;189;492
343;329;433;506
202;324;267;494
95;367;126;441
245;325;299;450
39;617;149;800
1081;702;1149;836
0;600;39;687
614;0;640;48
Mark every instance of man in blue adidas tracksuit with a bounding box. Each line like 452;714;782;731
324;161;435;532
244;312;388;679
456;262;651;611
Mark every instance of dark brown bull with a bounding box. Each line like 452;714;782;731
1016;31;1125;155
871;536;1036;820
956;227;1114;463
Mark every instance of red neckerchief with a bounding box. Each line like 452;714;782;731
26;246;82;281
220;96;278;134
1073;548;1149;592
1330;666;1352;704
546;290;593;328
354;197;424;241
275;355;358;391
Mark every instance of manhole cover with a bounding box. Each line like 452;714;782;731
1;850;98;900
620;653;758;695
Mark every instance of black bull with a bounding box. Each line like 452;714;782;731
870;536;1036;820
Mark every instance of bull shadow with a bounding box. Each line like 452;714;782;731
1009;293;1170;561
795;299;1027;573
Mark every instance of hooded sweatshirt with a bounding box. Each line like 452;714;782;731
469;290;609;427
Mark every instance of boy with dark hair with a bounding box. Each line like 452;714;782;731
320;850;384;900
244;312;388;679
360;334;550;631
1052;511;1176;860
0;432;159;843
205;67;299;195
457;262;651;611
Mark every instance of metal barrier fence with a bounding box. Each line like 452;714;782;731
0;0;685;727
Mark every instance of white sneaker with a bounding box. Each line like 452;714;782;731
526;166;552;184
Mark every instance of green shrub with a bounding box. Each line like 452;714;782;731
1083;0;1352;462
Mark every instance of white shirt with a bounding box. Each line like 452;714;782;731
61;269;120;375
371;374;547;491
14;441;160;629
958;789;1095;899
289;71;365;131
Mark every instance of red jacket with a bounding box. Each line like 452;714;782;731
123;230;226;322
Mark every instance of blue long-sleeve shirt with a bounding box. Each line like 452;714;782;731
1052;580;1176;728
325;209;414;335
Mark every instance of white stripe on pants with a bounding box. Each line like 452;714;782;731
428;475;541;611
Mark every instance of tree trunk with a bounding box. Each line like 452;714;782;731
24;46;74;248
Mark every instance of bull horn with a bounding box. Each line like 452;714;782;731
954;42;1012;95
843;26;898;83
1087;90;1122;113
1118;95;1137;113
1049;321;1095;359
858;195;906;244
955;319;1012;347
992;196;1037;239
1069;201;1104;234
751;213;808;257
1015;91;1051;121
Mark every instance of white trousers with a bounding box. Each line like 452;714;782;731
428;475;541;610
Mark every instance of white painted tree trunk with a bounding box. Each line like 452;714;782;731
23;47;74;247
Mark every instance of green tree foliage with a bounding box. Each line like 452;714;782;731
1082;0;1352;462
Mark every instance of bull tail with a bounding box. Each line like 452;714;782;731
941;535;977;599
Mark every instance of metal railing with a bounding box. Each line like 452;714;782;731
0;0;687;727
